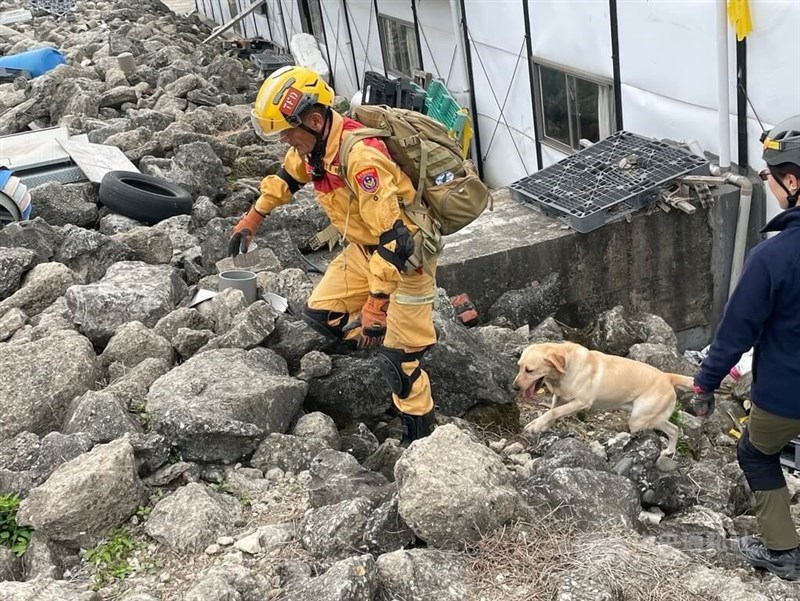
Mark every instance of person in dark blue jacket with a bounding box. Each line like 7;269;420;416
691;114;800;580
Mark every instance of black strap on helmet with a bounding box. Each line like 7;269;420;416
302;106;332;181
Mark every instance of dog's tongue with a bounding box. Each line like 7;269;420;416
523;386;533;399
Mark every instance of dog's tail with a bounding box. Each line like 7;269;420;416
667;373;695;389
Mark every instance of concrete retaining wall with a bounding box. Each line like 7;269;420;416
437;181;765;351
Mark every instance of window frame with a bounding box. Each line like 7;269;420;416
376;13;420;77
533;60;615;154
298;0;324;43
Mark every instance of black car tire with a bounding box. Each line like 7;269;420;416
98;171;192;224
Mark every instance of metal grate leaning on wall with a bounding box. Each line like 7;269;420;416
509;131;709;233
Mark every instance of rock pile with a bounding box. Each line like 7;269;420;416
0;2;792;600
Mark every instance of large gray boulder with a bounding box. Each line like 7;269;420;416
0;580;98;601
17;438;146;548
148;141;226;199
421;312;517;417
0;247;37;301
627;343;697;377
111;227;173;265
151;215;198;264
63;390;142;444
630;312;679;348
0;431;93;497
520;467;642;531
292;411;340;450
146;348;307;463
0;307;27;342
487;272;562;329
0;262;80;319
153;307;214;343
250;433;330;474
305;355;392;424
184;565;271;601
29;181;98;228
265;315;327;371
0;331;99;442
281;555;378;601
144;483;241;554
300;497;373;559
588;305;644;356
0;218;62;264
395;424;521;547
54;226;137;283
530;436;610;476
197;300;277;352
363;494;415;554
308;449;393;509
376;549;471;601
99;321;174;377
65;261;187;346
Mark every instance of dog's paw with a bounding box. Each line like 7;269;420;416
523;416;548;435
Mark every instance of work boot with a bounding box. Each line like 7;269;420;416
400;410;436;447
739;536;800;580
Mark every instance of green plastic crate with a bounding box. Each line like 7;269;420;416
424;80;471;155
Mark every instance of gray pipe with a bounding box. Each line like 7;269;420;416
709;164;753;296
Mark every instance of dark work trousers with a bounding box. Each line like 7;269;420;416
739;404;800;550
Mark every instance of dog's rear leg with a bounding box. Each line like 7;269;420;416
629;400;679;472
652;420;680;472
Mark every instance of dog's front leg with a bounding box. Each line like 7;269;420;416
524;398;591;434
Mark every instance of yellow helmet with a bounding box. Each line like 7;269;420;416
251;65;335;140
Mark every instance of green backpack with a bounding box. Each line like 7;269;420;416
333;105;490;271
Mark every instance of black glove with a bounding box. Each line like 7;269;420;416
689;385;715;417
228;208;264;258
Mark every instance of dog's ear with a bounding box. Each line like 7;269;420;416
545;350;567;374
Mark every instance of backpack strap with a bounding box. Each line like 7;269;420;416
337;126;442;276
337;128;389;179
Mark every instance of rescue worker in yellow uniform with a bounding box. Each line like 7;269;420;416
228;66;436;444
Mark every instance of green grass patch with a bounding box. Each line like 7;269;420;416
0;493;34;556
84;527;141;590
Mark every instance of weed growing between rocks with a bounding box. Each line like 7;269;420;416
83;527;157;590
0;492;33;556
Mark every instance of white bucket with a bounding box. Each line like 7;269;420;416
218;270;257;305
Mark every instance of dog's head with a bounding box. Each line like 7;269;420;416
513;343;567;398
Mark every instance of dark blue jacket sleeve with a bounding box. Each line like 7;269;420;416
695;250;775;392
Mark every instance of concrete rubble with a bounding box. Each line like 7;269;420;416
0;2;792;601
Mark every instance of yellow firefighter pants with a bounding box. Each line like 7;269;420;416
306;243;437;416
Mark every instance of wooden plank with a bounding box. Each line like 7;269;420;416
57;139;140;184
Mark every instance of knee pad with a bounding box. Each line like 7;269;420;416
377;346;427;399
303;306;348;339
737;429;786;492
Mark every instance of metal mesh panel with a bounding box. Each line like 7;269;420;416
28;0;79;16
509;131;708;233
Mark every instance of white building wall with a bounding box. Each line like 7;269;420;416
462;0;535;187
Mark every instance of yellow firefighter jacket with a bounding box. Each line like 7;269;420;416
253;111;419;294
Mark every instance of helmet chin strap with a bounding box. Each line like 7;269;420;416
300;108;332;182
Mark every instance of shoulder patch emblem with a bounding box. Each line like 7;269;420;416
355;167;380;193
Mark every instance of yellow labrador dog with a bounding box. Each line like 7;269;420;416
513;342;694;465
